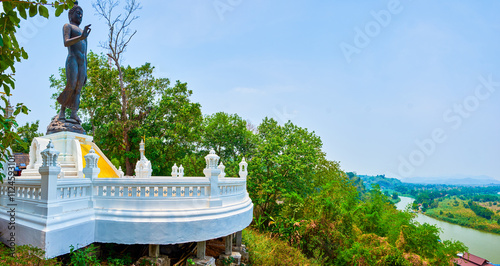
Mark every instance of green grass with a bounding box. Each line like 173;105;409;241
0;243;61;266
242;228;320;266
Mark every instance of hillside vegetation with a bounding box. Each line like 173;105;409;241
418;196;500;234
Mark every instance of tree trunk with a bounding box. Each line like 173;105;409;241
113;59;133;176
124;129;133;176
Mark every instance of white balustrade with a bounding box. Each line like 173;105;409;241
0;147;253;259
57;179;92;200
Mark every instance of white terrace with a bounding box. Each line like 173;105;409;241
0;132;253;261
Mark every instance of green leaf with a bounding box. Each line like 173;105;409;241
39;5;49;19
55;5;64;17
29;4;38;17
18;6;27;20
1;33;11;49
21;49;28;60
0;35;3;47
3;1;14;12
3;84;10;96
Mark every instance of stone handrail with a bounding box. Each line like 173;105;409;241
0;179;42;201
0;176;247;213
93;177;210;198
57;178;92;200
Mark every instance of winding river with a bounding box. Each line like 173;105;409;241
396;196;500;264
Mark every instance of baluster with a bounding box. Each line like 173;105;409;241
140;186;146;197
131;187;137;197
167;186;172;197
158;186;164;197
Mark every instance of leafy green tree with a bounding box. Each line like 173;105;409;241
248;117;323;217
200;112;256;176
11;120;42;153
143;80;203;176
0;0;74;181
50;52;202;176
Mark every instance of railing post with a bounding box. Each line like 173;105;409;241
83;148;100;205
39;140;60;202
83;148;100;180
37;140;62;216
218;162;225;178
204;149;222;207
239;157;248;179
178;165;184;177
171;163;178;178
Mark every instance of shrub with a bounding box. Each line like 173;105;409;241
0;244;61;266
69;244;100;266
242;228;320;265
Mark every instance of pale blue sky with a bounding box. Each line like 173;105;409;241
9;0;500;180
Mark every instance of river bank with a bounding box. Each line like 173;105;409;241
397;196;500;264
424;197;500;235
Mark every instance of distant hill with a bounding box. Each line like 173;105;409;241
356;174;403;190
398;175;500;185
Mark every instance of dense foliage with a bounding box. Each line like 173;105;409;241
0;0;74;181
467;201;494;220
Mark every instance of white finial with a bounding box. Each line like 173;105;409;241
179;165;184;177
134;138;152;178
203;149;221;177
239;157;248;178
172;163;179;178
218;162;226;178
118;166;124;178
139;139;145;159
41;140;59;167
84;147;99;169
